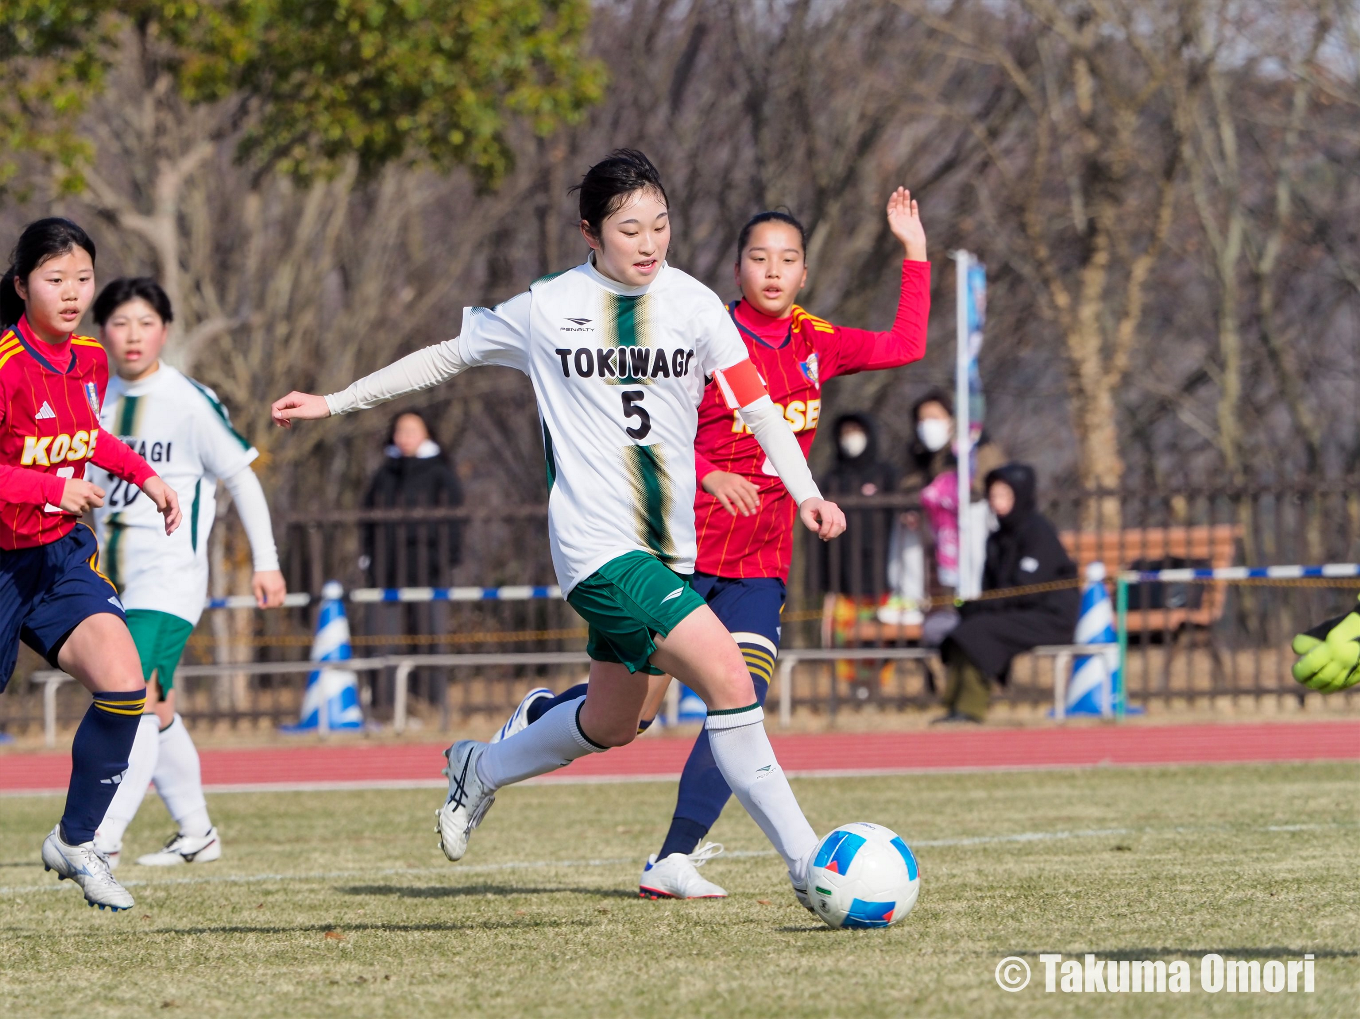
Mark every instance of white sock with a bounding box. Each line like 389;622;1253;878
95;714;160;849
153;714;212;837
705;704;818;886
476;700;605;790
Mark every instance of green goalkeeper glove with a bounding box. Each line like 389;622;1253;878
1291;599;1360;693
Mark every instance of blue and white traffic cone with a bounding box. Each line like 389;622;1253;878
282;581;363;733
1066;562;1120;717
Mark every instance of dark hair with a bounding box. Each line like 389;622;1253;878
911;387;954;422
1;217;97;329
570;149;668;239
92;277;174;327
736;210;806;261
387;409;436;446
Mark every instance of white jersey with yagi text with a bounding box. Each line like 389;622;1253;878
462;261;749;592
90;365;259;626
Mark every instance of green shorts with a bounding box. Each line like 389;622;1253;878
567;551;707;675
124;609;195;694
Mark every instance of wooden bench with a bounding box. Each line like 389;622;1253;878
1060;524;1242;636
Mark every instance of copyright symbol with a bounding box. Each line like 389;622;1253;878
995;956;1030;992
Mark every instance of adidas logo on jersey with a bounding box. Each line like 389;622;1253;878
35;401;55;420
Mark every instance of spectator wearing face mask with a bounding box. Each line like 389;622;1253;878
882;388;1007;638
901;388;1005;502
935;462;1079;723
819;413;898;687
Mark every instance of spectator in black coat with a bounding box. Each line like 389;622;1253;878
362;411;463;587
820;412;897;596
935;462;1079;722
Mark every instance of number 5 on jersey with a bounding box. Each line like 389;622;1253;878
621;390;651;440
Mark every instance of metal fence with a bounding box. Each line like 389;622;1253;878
3;484;1356;737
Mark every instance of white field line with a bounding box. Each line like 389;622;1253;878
0;821;1353;898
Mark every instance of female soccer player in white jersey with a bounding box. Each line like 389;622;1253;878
88;277;287;868
272;149;846;905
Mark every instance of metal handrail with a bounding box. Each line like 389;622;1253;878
28;643;1118;746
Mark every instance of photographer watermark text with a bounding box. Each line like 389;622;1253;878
992;953;1316;994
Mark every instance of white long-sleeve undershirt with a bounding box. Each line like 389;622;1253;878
221;466;280;572
324;339;468;416
322;339;822;506
736;395;823;506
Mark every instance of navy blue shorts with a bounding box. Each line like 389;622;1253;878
0;523;125;692
690;572;785;653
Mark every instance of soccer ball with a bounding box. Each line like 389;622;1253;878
807;822;920;929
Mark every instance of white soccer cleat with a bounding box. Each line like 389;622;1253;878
135;828;222;867
491;687;554;744
41;825;134;912
435;740;495;862
638;842;727;899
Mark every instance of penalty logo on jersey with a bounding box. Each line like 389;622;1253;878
799;353;820;387
84;381;101;415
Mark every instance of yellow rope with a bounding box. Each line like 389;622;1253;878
187;626;589;649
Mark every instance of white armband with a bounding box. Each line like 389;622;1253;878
221;467;280;572
739;395;822;505
324;338;469;415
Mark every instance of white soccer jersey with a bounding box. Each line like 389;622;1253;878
459;259;749;593
90;365;259;626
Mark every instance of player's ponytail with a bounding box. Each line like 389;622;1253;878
570;149;668;241
0;217;97;329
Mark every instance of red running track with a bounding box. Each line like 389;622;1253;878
2;721;1357;795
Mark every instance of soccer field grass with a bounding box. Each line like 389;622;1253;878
1;763;1357;1018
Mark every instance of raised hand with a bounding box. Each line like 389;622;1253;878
271;391;330;429
886;187;927;262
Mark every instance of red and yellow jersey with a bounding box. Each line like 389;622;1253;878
694;259;930;579
0;316;155;550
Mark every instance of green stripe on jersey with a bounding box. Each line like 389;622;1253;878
531;269;570;287
541;421;558;492
604;293;652;385
104;522;125;592
185;377;251;450
116;395;140;436
622;443;676;564
190;479;201;552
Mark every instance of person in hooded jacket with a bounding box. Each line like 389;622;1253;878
820;412;898;593
362;410;463;587
819;413;897;686
936;462;1079;723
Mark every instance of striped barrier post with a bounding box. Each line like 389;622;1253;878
281;581;363;734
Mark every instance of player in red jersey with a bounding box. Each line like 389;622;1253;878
0;218;180;911
497;189;930;898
